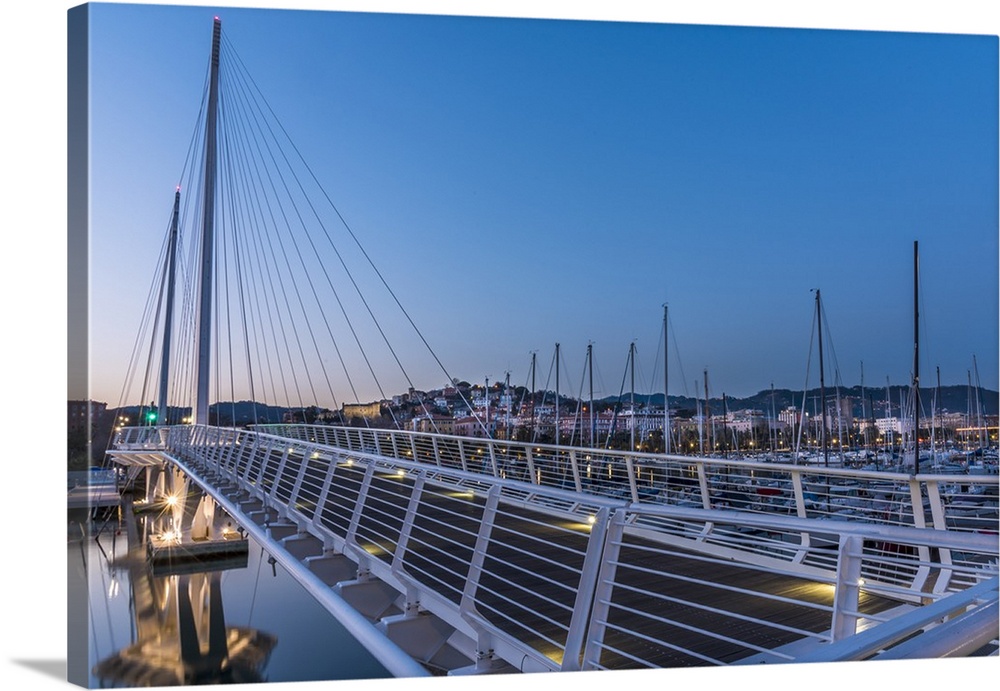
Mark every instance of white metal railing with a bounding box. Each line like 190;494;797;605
247;424;999;534
110;424;999;674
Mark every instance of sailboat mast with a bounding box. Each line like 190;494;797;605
722;393;729;457
815;289;828;467
663;304;670;455
156;188;181;424
531;351;537;439
555;342;560;446
588;342;595;448
973;355;985;448
504;372;511;440
770;382;777;454
629;341;636;452
886;376;893;459
703;369;710;455
932;365;940;457
195;17;222;426
861;361;868;454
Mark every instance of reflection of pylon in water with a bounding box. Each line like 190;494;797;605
94;479;273;686
94;542;276;685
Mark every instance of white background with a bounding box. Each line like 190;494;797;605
2;1;997;690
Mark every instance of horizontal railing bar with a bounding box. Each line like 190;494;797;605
163;452;433;678
592;620;726;666
600;578;833;638
114;424;998;677
793;576;999;663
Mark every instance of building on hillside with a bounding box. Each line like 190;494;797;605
68;400;107;436
343;402;384;420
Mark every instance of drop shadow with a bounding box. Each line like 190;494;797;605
10;659;67;682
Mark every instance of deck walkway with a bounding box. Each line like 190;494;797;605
190;456;899;670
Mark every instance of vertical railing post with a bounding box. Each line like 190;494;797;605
525;447;537;486
219;429;241;475
288;446;314;518
625;455;639;503
431;435;442;469
907;477;932;591
312;454;339;549
269;444;293;506
459;485;500;616
487;440;499;478
831;534;863;641
391;473;426;578
247;437;276;496
569;449;583;493
696;461;712;510
345;463;376;552
791;469;808;518
561;506;610;671
581;508;626;670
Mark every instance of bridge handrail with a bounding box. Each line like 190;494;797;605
118;424;999;673
245;424;999;535
789;575;999;663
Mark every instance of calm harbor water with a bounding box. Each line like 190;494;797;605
68;510;389;687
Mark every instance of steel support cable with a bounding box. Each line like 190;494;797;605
223;58;350;416
225;97;316;415
223;72;383;416
129;213;174;423
222;104;311;416
217;102;241;425
152;64;211;421
226;158;263;424
172;155;208;417
139;239;171;417
159;53;210;419
222;41;380;421
227;113;269;426
221;131;293;421
164;231;195;421
114;213;171;417
225;39;472;422
218;60;309;417
218;67;339;416
224;85;368;428
219;88;292;423
226;146;281;424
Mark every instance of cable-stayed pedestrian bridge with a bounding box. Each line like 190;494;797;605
107;423;999;677
95;16;998;679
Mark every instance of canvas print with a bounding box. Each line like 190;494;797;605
67;2;999;688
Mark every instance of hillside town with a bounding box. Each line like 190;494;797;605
70;379;998;471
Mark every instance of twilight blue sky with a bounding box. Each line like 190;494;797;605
66;1;1000;410
80;2;998;409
